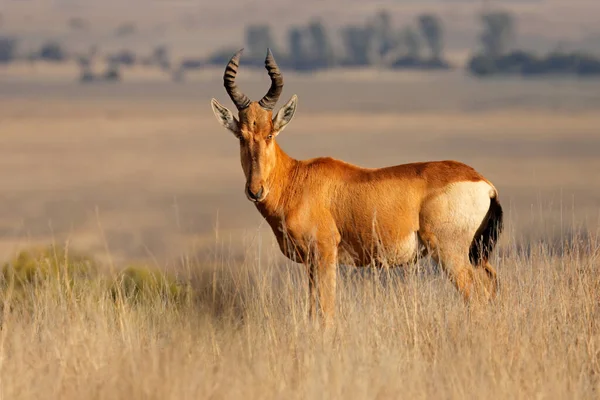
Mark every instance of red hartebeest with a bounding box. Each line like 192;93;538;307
210;49;503;325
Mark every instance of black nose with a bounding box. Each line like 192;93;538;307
247;186;264;201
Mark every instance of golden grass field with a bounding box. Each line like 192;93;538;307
0;65;599;398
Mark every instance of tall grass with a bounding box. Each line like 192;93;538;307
0;222;598;399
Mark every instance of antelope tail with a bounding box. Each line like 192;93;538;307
469;193;503;267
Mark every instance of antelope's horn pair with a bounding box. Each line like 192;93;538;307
223;48;283;111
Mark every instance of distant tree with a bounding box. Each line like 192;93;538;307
401;27;421;59
288;26;309;70
467;54;497;76
77;45;99;83
39;41;67;62
306;19;335;68
76;45;98;68
519;51;600;76
467;49;600;77
288;27;305;58
207;47;241;65
103;63;121;81
0;37;17;63
107;50;136;66
152;45;171;70
79;64;95;83
370;10;397;60
418;14;444;60
341;25;374;66
480;11;515;58
576;54;600;76
245;24;277;62
179;58;203;70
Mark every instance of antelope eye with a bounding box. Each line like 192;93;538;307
266;134;273;140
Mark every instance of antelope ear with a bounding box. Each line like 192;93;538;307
272;95;297;135
211;98;240;136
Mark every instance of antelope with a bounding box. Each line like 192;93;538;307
210;49;503;326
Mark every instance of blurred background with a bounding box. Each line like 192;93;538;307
0;0;599;267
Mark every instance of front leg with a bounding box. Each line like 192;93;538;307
281;213;340;328
307;244;339;328
307;262;318;323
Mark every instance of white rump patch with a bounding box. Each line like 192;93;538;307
423;180;494;253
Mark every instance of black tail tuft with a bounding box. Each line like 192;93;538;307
469;195;503;266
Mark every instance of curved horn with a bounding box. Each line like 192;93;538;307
258;48;283;111
224;49;251;110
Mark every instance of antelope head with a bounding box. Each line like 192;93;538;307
211;49;298;203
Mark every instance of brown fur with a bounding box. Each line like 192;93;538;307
212;97;502;327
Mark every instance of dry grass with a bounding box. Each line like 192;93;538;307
0;222;598;399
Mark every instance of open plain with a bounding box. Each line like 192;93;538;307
0;66;599;398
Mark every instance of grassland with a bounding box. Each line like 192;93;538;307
0;227;598;399
0;68;599;398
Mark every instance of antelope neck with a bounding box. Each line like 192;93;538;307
259;142;299;212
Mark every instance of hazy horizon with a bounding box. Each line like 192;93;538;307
2;0;599;61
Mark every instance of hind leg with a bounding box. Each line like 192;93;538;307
433;249;478;301
419;227;493;304
419;229;472;301
474;261;498;300
419;180;498;303
439;251;494;303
